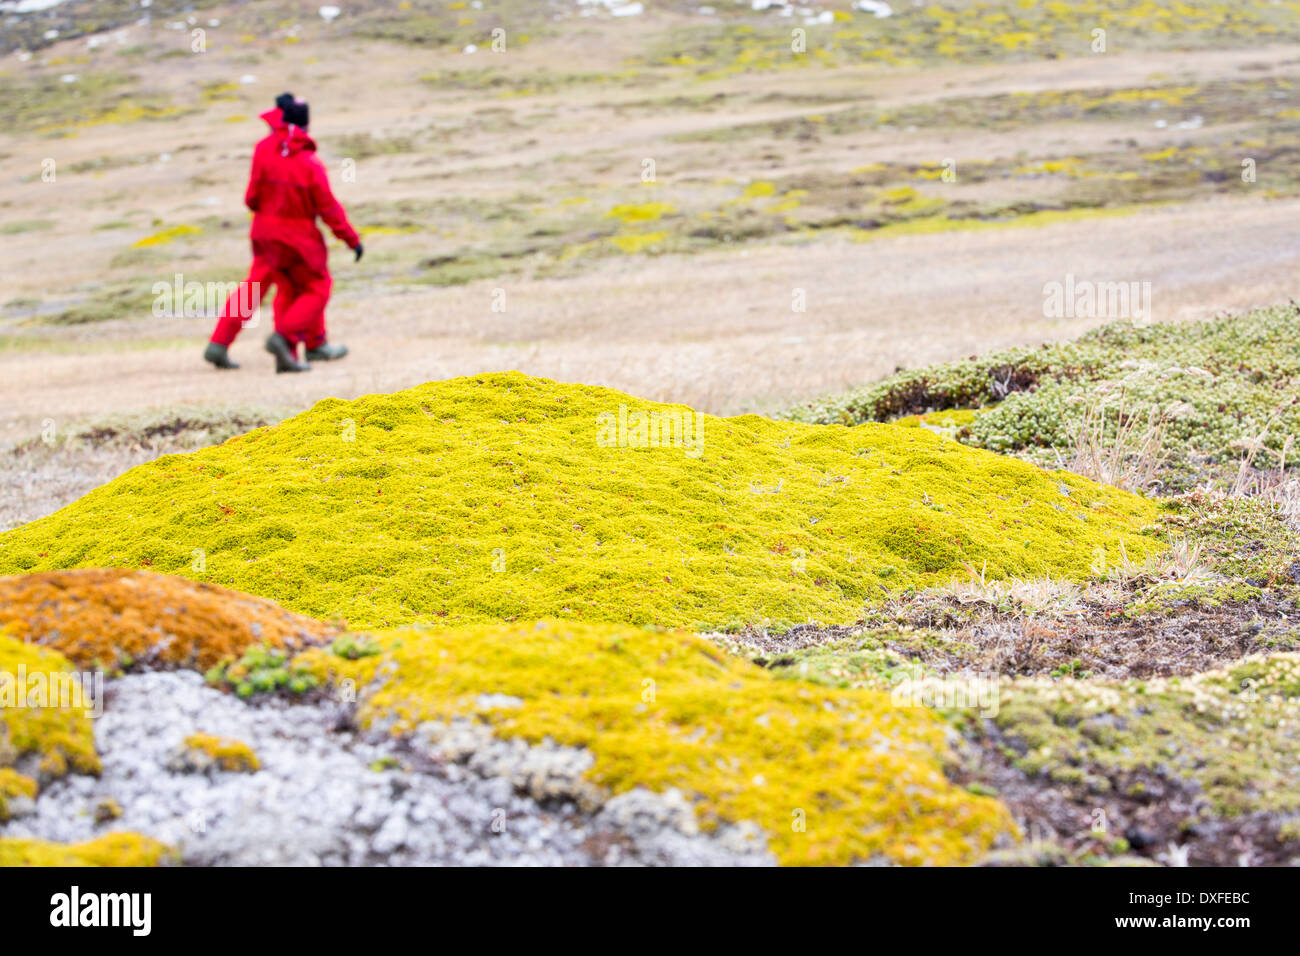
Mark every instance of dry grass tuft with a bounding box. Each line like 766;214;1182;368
1063;396;1168;494
930;560;1083;613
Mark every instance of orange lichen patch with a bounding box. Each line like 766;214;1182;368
0;569;341;673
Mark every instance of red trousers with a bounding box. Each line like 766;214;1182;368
208;240;332;351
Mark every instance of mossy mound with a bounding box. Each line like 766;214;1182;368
0;373;1161;631
789;305;1300;486
0;633;99;781
0;832;172;867
297;619;1016;865
0;568;340;672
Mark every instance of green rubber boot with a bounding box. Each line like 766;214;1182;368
203;342;239;370
265;333;310;373
305;342;348;362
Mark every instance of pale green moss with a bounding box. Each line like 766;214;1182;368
978;652;1300;816
791;305;1300;490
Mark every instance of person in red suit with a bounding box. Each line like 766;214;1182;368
204;93;362;372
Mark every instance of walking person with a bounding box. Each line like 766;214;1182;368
204;92;363;372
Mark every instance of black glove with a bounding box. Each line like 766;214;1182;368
354;243;364;263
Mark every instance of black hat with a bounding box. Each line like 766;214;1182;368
275;92;309;128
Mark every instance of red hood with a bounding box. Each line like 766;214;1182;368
259;107;316;155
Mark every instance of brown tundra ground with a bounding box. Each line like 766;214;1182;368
2;0;1299;510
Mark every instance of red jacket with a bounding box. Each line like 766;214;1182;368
244;108;359;275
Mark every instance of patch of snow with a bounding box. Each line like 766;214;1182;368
577;0;644;14
1;0;73;13
854;0;893;16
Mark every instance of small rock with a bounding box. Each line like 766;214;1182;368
1125;827;1158;850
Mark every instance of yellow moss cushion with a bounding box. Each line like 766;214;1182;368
0;833;172;866
177;733;260;773
0;767;37;821
0;633;99;780
298;619;1017;866
0;373;1161;630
